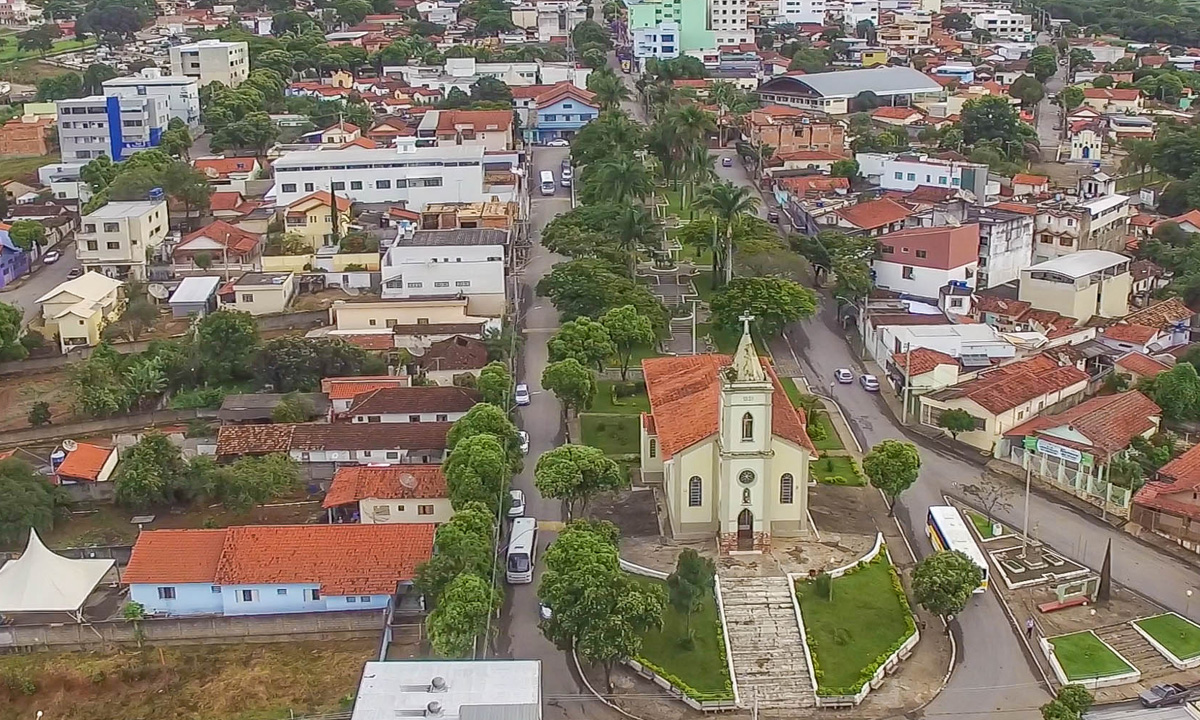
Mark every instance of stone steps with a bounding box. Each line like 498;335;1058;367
718;575;817;710
1092;624;1174;677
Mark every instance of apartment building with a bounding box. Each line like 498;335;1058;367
856;152;990;200
779;0;825;24
968;204;1036;289
56;95;169;162
745;105;845;155
1018;250;1132;322
632;22;681;62
627;0;752;64
271;138;518;209
76;200;170;280
169;39;250;88
1033;194;1130;263
382;228;508;316
509;0;587;42
971;9;1031;38
103;68;201;128
873;224;980;300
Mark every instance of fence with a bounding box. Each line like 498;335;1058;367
0;409;213;449
1008;448;1131;518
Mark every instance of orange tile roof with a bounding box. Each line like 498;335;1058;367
342;334;397;351
973;294;1031;320
1101;323;1159;344
122;528;228;584
1004;390;1160;461
1168;209;1200;228
778;176;850;195
641;354;816;459
193;156;258;178
180;220;261;254
1115;351;1172;378
929;354;1088;414
1012;173;1048;186
891;348;957;376
210;191;245;212
288;190;351;213
56;442;114;482
1136;442;1200;519
775;150;844;162
871;106;924;120
435;109;513;134
345;386;479;416
323;465;447;507
321;376;410;400
533;81;597;108
835;198;912;230
1125;298;1194;330
1083;88;1140;101
341;137;379;149
991;202;1038;215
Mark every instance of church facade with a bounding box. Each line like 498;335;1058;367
639;325;817;553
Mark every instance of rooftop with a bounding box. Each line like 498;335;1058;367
1025;250;1129;279
1114;351;1172;378
1135;443;1200;519
1004;390;1161;461
55;442;114;482
346;386;479;416
350;660;541;720
272;143;486;170
396;228;509;247
761;66;944;99
323;464;447;507
83;200;162;219
927;354;1088;414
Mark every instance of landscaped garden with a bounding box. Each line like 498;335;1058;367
630;574;734;702
589;380;651;414
1134;613;1200;662
965;509;1003;539
810;456;865;486
795;553;916;695
1048;631;1136;681
580;413;640;455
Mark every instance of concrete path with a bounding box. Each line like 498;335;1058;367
718;576;817;710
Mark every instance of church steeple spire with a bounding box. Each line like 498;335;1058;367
731;312;766;383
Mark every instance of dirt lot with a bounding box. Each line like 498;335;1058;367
0;369;75;431
0;641;375;720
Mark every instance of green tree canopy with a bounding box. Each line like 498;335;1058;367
542;358;596;442
548;316;616;374
600;305;657;381
862;439;921;515
710;276;818;338
476;361;513;408
0;459;62;546
427;573;501;657
534;444;621;519
912;550;984;616
443;433;511;512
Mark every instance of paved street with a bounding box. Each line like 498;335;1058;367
1034;32;1068;154
0;242;80;324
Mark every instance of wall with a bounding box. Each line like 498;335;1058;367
330;298;479;331
225;282;292;316
358;497;453;524
0;409;211;449
765;437;810;536
873;260;975;300
131;581;224;615
350;411;466;423
262;254;313;273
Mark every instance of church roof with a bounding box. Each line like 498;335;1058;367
641;354;817;459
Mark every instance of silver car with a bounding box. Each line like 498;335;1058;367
860;374;880;392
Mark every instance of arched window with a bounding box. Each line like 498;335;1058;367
688;476;702;506
780;473;794;504
741;412;754;440
649;438;657;458
742;488;751;505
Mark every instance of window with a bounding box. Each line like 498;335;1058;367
106;241;121;250
331;181;345;190
347;596;357;603
649;438;657;458
308;589;321;601
103;222;119;232
240;589;257;603
241;293;254;303
84;223;96;233
409;414;421;422
277;588;288;596
455;280;470;287
939;176;948;185
688;476;702;506
902;266;914;279
86;240;98;251
360;596;371;602
436;414;448;422
780;473;794;504
386;451;399;459
916;249;927;258
407;282;423;288
881;245;894;254
419;504;434;515
367;415;381;423
281;183;296;193
157;586;176;600
741;412;754;440
906;173;916;181
304;183;315;192
350;180;362;190
377;179;391;189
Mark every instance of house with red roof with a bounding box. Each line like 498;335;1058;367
830;197;913;236
123;524;435;616
323;465;451;524
1010;174;1049;197
873;224;980;300
1082;87;1143;114
172;220;263;275
1132;443;1200;552
527;82;599;145
639;324;816;552
420;109;514;152
192;156;261;194
53;442;119;501
322;375;412;414
1114;351;1172;383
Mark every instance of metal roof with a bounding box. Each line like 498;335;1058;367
169;276;220;305
350;660;541;720
767;66;944;99
1027;250;1128;279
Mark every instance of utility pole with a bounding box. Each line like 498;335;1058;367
1020;460;1032;558
901;341;912;424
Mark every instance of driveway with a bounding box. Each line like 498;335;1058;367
0;242;81;324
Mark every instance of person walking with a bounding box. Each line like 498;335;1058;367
1025;617;1035;639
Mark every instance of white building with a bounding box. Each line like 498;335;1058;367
382;228;508;317
38;163;92;203
169;39;250;88
510;0;588;42
710;0;749;34
56;95;170;162
971;9;1031;38
856;152;990;199
383;57;591;95
103;68;201;129
632;22;681;62
271;139;518;209
76;200;170;280
780;0;825;24
873;224;980;300
869;321;1020;368
845;0;878;27
968;205;1036;289
349;660;541;720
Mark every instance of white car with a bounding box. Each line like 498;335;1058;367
518;430;530;455
546;138;570;147
539;602;553;621
515;383;531;406
508;489;526;518
834;368;854;384
560;167;573;186
860;374;880;392
42;251;61;264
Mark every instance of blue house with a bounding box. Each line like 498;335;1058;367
122;523;435;616
530;83;600;144
0;228;30;290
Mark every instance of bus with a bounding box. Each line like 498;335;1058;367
926;506;989;593
539;170;556;196
506;517;538;584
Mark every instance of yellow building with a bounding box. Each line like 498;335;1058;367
217;272;295;315
283;191;352;250
36;272;125;353
861;49;890;67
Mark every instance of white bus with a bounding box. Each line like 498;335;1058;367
926;506;989;593
539;170;556;196
506;517;538;584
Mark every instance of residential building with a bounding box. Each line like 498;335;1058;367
271;139;518;209
919;354;1090;453
323;465;452;524
169;39;250;88
327;296;497;336
1114;351;1172;383
36;272;125;353
825;197;912;235
856;152;990;199
971;9;1031;38
103;68;201;128
349;660;541;720
527;82;599;144
0;229;29;290
168;276;221;318
382;228;508;316
1019;251;1131;322
283;191;353;250
53;441;119;488
779;0;825;24
0;116;54;156
867;320;1019;374
323;375;412;415
0;0;40;23
639;325;816;551
412;335;491;385
215;422;453;467
172;221;262;275
193;156;261;194
1011;174;1049;197
384;57;591;94
56;95;169;162
217;272;295;315
967;204;1036;289
1082;88;1143;114
756;66;944;115
38;162;92;203
510;0;587;42
631;22;682;62
417;109;515;151
76;200;169;280
122;524;434;616
344;386;479;423
744;105;845;156
1132;443;1200;554
626;0;753;65
874;224;980;299
1033;195;1131;263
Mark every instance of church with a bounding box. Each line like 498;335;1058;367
638;321;816;553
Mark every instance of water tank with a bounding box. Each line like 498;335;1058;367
148;187;165;201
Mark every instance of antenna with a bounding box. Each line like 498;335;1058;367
148;283;169;300
398;472;417;488
62;438;78;452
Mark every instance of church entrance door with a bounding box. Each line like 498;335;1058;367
737;509;753;551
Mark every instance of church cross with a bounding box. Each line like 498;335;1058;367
739;312;755;335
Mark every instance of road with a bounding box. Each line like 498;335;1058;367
0;242;80;324
1034;32;1069;154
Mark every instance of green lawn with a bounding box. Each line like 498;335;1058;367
779;380;845;452
0;38;95;64
966;509;1000;539
607;344;660;372
796;555;916;693
679;242;714;268
630;575;734;701
590;380;650;414
0;154;54;183
1049;632;1135;681
1134;614;1200;661
811;456;865;486
579;413;641;455
692;269;717;305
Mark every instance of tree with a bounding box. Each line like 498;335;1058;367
477;361;513;408
960;478;1014;529
0;302;26;362
942;12;971;30
960;95;1031;149
600;305;656;381
789;47;830;73
537;259;668;331
0;459;61;546
1090;75;1113;89
214;453;300;511
18;24;58;55
7;220;45;251
446;402;522;466
548;317;615;374
1028;52;1059;83
255;336;379;392
666;548;715;634
443;433;511;511
1057;85;1085;111
82;62;118;94
336;0;371;25
427;573;500;657
1009;75;1045;107
28;400;51;427
159;122;193;159
912;550;984;616
36;72;83;101
113;432;190;508
542;359;596;442
414;502;494;600
937;408;977;439
196;310;259;384
581;153;653;204
1142;362;1200;422
211;111;278;154
830;158;860;179
694;182;761;284
710;277;818;339
272;392;317;423
862;439;921;516
586;67;631;110
534;444;621;519
1041;701;1077;720
1056;685;1093;717
1068;48;1094;70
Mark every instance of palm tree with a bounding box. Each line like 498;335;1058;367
671;105;716;149
694;182;761;284
681;141;716;216
614;205;659;276
572;110;644;166
587;68;632;110
589;153;654;204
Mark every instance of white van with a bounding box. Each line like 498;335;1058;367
539;170;555;196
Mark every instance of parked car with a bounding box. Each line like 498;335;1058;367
834;368;854;384
561;167;573;186
42;251;61;264
67;267;83;279
1140;684;1194;708
539;601;553;620
722;156;733;167
546;138;570;147
860;374;880;392
767;210;779;223
518;430;530;455
515;383;531;406
508;489;526;518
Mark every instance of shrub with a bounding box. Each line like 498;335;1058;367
807;420;828;441
169;386;228;409
612;380;646;398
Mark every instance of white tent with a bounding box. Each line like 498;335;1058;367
0;529;115;620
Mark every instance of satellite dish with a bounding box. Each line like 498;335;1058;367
398;472;417;488
62;438;78;452
147;283;169;300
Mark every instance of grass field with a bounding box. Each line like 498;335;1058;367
580;413;640;455
810;456;865;486
796;556;915;692
0;37;95;64
631;575;733;701
966;509;1000;539
590;380;650;414
1134;614;1200;661
780;380;845;452
1049;632;1135;681
0;641;374;720
0;154;54;183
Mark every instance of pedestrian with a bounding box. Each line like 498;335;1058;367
1025;617;1035;639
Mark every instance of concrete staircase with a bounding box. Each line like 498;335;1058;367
718;576;817;710
1093;622;1173;679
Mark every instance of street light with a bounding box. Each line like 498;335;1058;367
1188;589;1194;618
